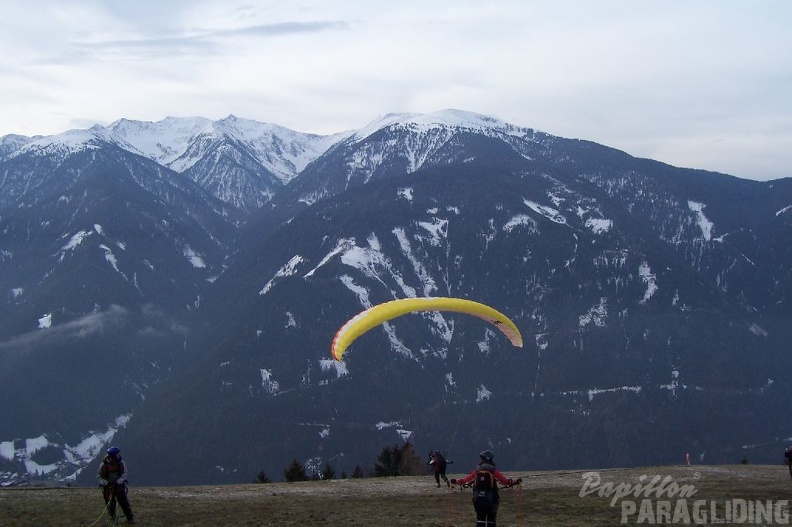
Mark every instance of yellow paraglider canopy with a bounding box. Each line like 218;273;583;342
331;297;523;361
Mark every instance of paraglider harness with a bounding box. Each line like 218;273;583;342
99;454;127;487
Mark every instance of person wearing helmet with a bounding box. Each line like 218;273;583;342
784;445;792;479
427;449;453;487
97;446;136;524
450;450;521;527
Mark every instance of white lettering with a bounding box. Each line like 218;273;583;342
756;500;772;523
621;500;637;523
637;475;663;499
732;499;747;523
710;500;723;524
581;474;788;524
612;482;635;505
656;500;671;523
776;501;789;524
672;499;691;524
693;500;708;524
579;471;697;507
637;499;655;524
579;472;601;498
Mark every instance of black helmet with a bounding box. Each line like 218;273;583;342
107;446;121;456
479;450;494;463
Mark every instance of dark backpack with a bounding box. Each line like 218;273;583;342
472;469;498;505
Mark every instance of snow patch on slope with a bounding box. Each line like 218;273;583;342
417;218;448;246
687;201;713;241
260;255;305;295
393;228;437;296
588;386;642;401
503;214;538;233
524;199;567;224
477;384;493;402
579;298;608;328
320;359;348;379
59;231;92;260
639;262;658;303
0;414;132;483
183;245;206;268
38;313;52;329
260;369;281;395
585;218;613;233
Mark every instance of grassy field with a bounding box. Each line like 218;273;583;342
1;464;789;526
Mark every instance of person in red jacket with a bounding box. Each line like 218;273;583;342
451;450;521;527
427;449;452;487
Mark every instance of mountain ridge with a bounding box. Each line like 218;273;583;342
1;110;789;486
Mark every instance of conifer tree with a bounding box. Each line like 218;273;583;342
283;459;308;482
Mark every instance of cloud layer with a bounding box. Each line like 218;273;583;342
1;0;790;180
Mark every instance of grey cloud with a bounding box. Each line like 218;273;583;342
0;303;191;355
137;303;190;338
0;304;131;351
212;20;349;38
75;20;348;56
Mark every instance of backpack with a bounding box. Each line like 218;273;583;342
472;469;498;505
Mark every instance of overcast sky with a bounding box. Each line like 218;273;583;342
1;1;789;180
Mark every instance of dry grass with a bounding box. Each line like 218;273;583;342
1;465;789;526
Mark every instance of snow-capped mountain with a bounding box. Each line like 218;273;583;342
4;115;350;212
103;115;345;180
278;110;540;207
0;110;790;486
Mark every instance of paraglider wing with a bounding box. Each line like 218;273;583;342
331;297;523;361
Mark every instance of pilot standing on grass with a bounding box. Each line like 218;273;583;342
451;450;521;527
97;446;136;524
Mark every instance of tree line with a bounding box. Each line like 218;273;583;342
255;442;425;483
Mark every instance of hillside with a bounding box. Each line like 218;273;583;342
1;464;789;526
2;110;791;486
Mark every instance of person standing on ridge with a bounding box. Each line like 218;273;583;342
97;446;136;524
427;449;452;487
784;445;792;479
451;449;521;527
